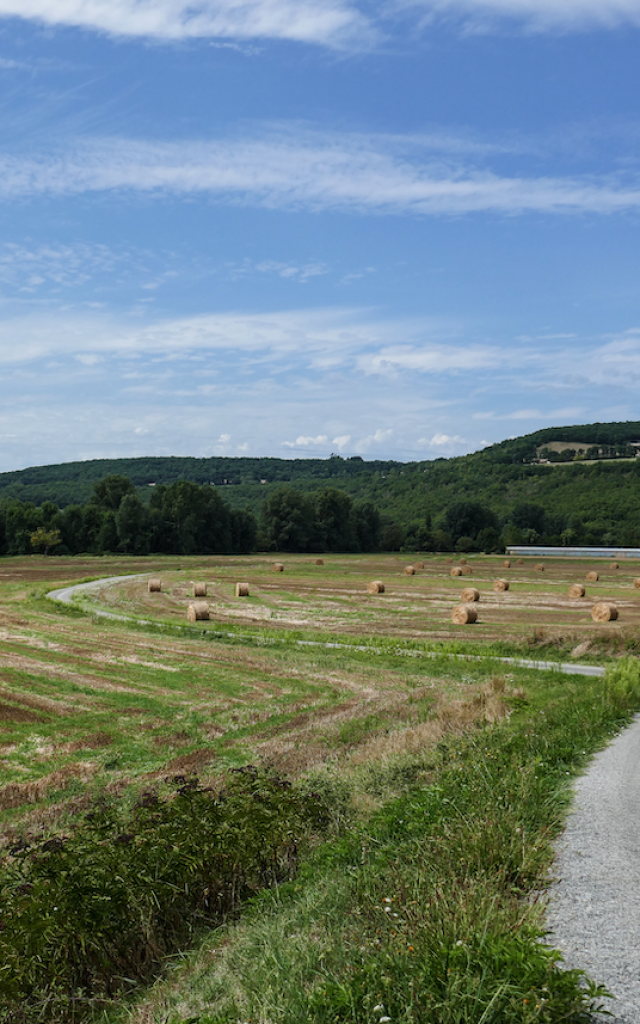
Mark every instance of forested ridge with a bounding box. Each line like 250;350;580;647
2;418;640;555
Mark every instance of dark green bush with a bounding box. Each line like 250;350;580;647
0;767;325;1021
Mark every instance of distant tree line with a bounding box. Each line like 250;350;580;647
0;476;385;557
0;476;258;557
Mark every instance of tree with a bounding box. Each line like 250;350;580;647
443;501;498;545
261;487;315;552
91;475;136;512
312;488;356;551
116;494;150;554
30;527;62;555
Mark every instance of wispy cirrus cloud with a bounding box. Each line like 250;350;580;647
394;0;640;32
0;0;371;46
2;130;640;217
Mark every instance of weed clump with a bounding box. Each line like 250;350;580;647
0;767;330;1022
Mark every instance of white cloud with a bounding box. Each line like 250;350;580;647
231;259;330;283
397;0;640;32
332;434;351;448
0;0;371;47
282;433;329;448
358;344;497;375
421;432;466;446
1;130;639;218
356;428;393;452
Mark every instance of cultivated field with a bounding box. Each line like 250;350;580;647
2;552;640;1023
0;551;638;836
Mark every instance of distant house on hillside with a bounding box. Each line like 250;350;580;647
533;440;640;464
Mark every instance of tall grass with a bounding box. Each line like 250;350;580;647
0;768;331;1023
123;660;640;1024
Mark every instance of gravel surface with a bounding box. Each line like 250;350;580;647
547;714;640;1022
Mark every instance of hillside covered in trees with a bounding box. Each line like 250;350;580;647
2;419;640;555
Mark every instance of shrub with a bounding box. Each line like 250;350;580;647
0;768;325;1021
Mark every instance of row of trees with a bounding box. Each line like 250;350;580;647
0;477;384;557
2;473;639;558
0;477;257;558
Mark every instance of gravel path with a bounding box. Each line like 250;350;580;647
547;714;640;1022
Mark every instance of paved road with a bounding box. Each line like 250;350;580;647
547;715;640;1022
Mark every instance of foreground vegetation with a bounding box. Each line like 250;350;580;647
1;555;639;1021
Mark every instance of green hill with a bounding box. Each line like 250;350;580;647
2;418;640;552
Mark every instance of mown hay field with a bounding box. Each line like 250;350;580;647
0;551;639;839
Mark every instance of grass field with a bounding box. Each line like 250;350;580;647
1;552;640;1022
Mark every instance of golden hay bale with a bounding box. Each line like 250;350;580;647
404;565;415;576
461;564;473;576
502;560;511;569
273;562;284;572
187;601;209;622
315;559;324;566
235;582;250;598
586;571;599;583
591;602;618;623
368;580;385;594
535;564;545;572
634;578;640;589
493;579;509;592
461;587;480;602
450;567;464;577
516;558;524;565
415;561;425;569
193;582;207;598
148;579;162;593
459;557;467;565
569;584;586;599
451;604;478;625
611;561;620;569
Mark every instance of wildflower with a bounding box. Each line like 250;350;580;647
373;1006;385;1014
380;1018;392;1023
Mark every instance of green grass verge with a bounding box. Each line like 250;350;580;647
105;659;640;1024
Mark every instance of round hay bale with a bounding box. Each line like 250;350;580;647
611;561;620;569
516;558;524;565
404;565;415;576
634;577;640;589
415;561;425;569
451;604;478;625
450;567;464;577
368;580;385;594
193;582;207;598
493;579;509;592
569;584;586;599
148;579;162;593
461;564;473;576
586;571;599;583
461;587;480;602
592;601;618;622
458;557;467;565
273;562;284;572
502;560;511;569
235;582;250;597
315;559;324;566
535;564;545;572
187;601;209;622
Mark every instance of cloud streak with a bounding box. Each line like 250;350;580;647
0;0;639;45
0;0;371;46
2;131;640;217
397;0;640;32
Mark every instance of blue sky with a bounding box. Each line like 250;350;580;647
1;1;640;470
